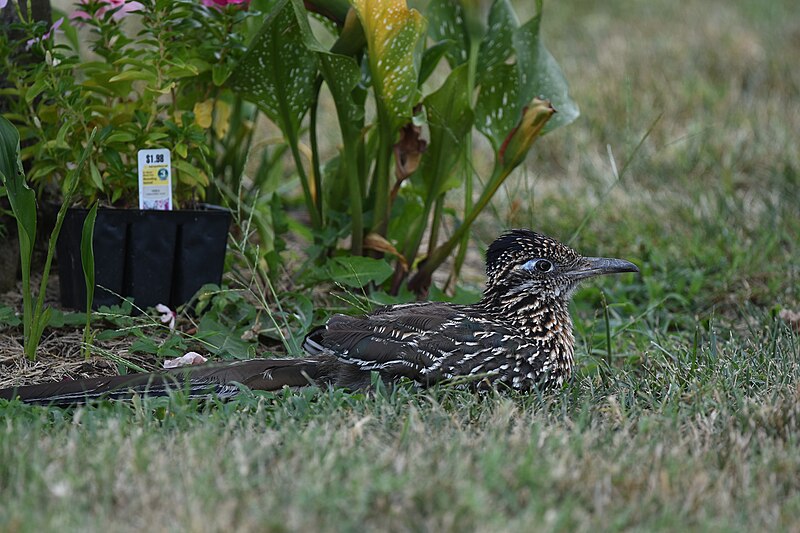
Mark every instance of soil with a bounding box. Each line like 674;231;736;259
0;273;161;390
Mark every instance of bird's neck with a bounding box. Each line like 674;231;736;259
478;288;573;337
477;286;576;384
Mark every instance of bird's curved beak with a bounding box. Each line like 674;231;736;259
569;257;640;281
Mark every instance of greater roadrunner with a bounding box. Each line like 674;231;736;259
0;229;638;405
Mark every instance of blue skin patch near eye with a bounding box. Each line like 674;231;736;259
522;259;554;273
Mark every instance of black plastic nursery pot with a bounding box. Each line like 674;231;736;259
56;205;231;311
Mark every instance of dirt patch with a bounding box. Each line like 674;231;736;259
0;330;160;389
0;274;161;390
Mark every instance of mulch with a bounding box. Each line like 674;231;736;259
0;273;161;390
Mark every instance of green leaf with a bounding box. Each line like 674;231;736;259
228;0;322;229
401;64;473;260
174;142;188;158
0;305;22;328
417;64;474;198
475;0;578;150
477;0;518;72
419;40;453;85
0;117;24;187
62;130;98;202
426;0;469;67
28;163;59;182
89;162;104;191
45;309;88;328
0;116;36;341
81;201;99;314
327;256;393;288
316;52;365;238
25;128;97;359
351;0;427;125
475;63;521;151
228;0;318;139
173;159;208;186
95;329;129;341
513;1;579;132
55;121;71;149
24;79;48;103
212;64;230;87
109;70;158;83
316;52;364;132
81;201;99;357
29;307;51;343
105;132;137;144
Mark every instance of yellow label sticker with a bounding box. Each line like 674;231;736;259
137;149;173;210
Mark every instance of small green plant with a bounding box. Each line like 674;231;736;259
0;0;259;208
229;0;579;294
0;114;97;359
80;200;99;357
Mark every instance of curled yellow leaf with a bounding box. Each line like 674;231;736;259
193;99;214;129
499;98;555;171
213;100;232;139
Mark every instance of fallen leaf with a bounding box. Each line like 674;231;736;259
364;232;409;271
163;352;208;369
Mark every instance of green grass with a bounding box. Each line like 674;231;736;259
2;0;800;530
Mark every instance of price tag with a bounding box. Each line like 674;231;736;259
137;148;172;210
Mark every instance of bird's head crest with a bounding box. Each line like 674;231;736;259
485;229;580;282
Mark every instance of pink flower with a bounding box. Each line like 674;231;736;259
156;303;177;331
25;17;64;50
71;0;143;21
201;0;250;8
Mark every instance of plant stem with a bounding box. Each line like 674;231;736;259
370;105;393;236
287;136;321;230
343;143;363;255
411;163;511;291
426;195;444;259
309;76;324;224
446;158;472;292
25;129;97;359
446;38;481;291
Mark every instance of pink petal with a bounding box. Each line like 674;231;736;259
70;10;92;20
25;16;64;48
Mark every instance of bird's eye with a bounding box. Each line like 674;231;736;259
522;259;554;273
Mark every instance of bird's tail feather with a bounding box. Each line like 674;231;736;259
0;357;328;406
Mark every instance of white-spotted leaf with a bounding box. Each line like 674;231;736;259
350;0;427;126
475;0;578;150
228;0;318;137
514;10;579;133
475;63;521;151
425;0;469;67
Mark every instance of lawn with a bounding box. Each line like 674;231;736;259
1;0;799;530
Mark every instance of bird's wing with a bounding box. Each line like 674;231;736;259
303;302;538;385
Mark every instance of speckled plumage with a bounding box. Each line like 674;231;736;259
0;229;638;405
304;229;634;391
